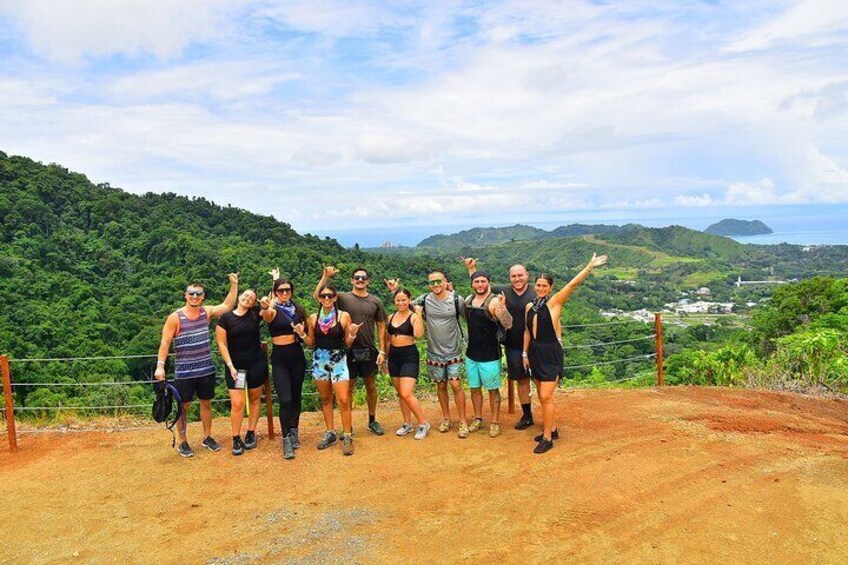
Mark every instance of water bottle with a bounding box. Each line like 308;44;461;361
236;369;246;389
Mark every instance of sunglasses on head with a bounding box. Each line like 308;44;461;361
319;293;336;299
428;279;444;286
275;287;292;294
186;290;204;297
352;274;368;281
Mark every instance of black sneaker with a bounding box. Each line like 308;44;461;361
534;438;554;454
201;436;222;452
367;420;385;436
514;417;534;430
177;441;194;458
232;437;245;456
289;428;300;449
534;429;559;442
244;430;257;450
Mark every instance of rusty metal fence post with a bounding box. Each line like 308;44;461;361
655;313;664;386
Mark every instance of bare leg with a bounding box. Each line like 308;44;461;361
436;381;450;420
229;389;246;436
398;378;426;425
178;402;190;442
334;380;352;433
517;377;531;405
470;387;483;420
199;399;213;437
538;381;558;440
316;380;334;430
392;377;412;424
247;387;262;431
487;389;502;424
449;379;467;423
363;375;378;419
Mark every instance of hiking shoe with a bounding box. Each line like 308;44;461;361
232;437;245;456
283;436;295;460
202;436;222;452
341;433;354;456
317;430;337;450
457;422;469;439
514;417;534;430
438;419;450;433
396;423;414;437
244;430;257;449
177;441;194;458
534;429;559;442
468;418;483;433
414;422;431;440
290;428;300;449
534;438;554;454
367;420;385;436
489;423;501;438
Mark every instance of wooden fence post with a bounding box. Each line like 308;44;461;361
262;343;275;439
507;379;515;414
655;313;664;386
1;355;18;453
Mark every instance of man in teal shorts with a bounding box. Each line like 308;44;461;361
463;270;512;438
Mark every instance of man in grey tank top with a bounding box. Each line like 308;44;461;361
386;271;470;438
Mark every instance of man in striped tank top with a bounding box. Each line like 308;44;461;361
155;273;239;457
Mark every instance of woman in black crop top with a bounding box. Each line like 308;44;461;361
259;275;309;460
216;289;268;456
523;253;607;454
386;288;430;439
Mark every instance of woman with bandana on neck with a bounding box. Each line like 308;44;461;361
260;271;309;460
522;254;607;454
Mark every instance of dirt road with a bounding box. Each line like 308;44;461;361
2;387;847;564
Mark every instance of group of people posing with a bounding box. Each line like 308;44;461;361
153;253;607;457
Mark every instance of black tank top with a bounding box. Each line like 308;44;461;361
466;300;500;362
313;311;345;349
527;301;558;344
387;313;415;337
267;305;302;337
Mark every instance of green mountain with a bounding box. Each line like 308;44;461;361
417;224;548;248
705;219;773;236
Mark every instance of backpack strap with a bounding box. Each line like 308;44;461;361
453;293;464;340
165;382;184;448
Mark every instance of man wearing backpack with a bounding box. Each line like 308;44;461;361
154;273;239;457
463;270;512;438
386;271;470;438
465;258;537;430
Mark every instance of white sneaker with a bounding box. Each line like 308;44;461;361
395;423;414;436
414;422;431;440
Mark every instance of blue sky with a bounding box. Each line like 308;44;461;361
1;0;847;235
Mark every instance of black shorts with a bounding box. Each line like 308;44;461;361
347;347;378;379
224;353;268;390
174;374;216;402
388;345;419;379
505;348;530;381
528;342;563;383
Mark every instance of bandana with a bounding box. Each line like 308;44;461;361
531;295;548;313
317;307;337;334
277;300;297;320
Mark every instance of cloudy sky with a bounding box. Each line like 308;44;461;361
1;0;847;237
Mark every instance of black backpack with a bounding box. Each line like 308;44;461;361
153;380;184;447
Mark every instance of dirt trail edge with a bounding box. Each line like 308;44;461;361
2;387;847;565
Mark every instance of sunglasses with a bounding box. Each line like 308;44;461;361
275;287;292;294
186;290;205;297
319;293;336;299
352;275;368;281
428;279;444;286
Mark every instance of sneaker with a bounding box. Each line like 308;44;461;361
514;417;534;430
438;419;450;433
341;433;354;456
289;428;300;450
232;437;245;456
395;423;414;437
317;430;337;450
489;423;501;438
367;420;385;436
468;418;483;433
414;422;431;440
534;429;559;442
244;430;257;450
283;436;295;460
201;436;222;452
534;438;554;454
457;422;469;439
177;441;194;458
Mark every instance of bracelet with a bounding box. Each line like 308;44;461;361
521;352;528;358
156;360;166;366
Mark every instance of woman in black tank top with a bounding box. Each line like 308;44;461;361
523;253;608;454
386;288;430;439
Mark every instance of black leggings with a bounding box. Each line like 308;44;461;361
271;342;306;436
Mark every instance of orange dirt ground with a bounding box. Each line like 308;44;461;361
2;386;847;564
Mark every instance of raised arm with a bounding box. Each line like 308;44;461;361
215;325;239;380
208;272;239;318
411;312;425;339
487;292;513;330
259;295;277;324
154;313;179;380
462;256;478;276
548;254;607;308
312;265;339;301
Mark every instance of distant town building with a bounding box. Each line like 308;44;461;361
695;287;712;297
381;241;393;248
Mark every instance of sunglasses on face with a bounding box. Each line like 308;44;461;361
275;288;292;294
428;279;444;286
352;275;368;281
319;293;336;299
186;291;204;297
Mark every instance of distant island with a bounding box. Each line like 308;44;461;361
704;219;773;236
